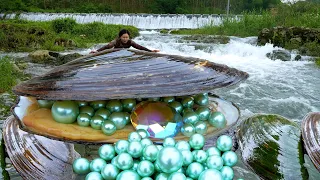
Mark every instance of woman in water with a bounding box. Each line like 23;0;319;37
90;29;160;53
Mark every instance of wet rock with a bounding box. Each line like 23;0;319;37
28;50;56;64
266;49;291;61
28;50;83;66
294;55;302;61
54;38;76;47
182;35;230;44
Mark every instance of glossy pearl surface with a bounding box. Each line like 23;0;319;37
181;97;194;108
181;123;195;137
206;155;224;170
169;101;183;113
37;100;54;109
168;172;186;180
116;153;133;170
90;115;104;130
163;137;176;147
175;141;191;151
116;170;140;180
109;112;127;130
156;146;183;173
206;147;221;157
186;162;204;179
140;138;153;148
73;158;90;175
101;120;117;135
80;106;95;117
106;100;123;112
183;111;199;125
198;169;223;180
194;94;209;106
85;172;103;180
193;150;208;163
90;100;106;110
101;164;119;180
90;158;107;172
98;144;115;161
195;107;210;121
127;141;143;158
77;113;91;127
52;101;79;124
220;166;234;180
94;108;110;120
143;144;159;162
115;140;129;154
216;135;233;152
189;134;205;150
222;151;238;167
194;121;208;135
121;99;136;112
162;96;175;103
137;129;149;139
137;160;154;177
181;150;194;166
128;132;142;142
208;111;227;128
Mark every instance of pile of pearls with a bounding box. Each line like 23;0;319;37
72;131;239;180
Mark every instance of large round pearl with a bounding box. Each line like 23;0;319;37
195;107;210;121
121;99;136;112
183;111;199;125
222;151;238;167
127;141;143;158
77;113;91;127
115;140;129;154
90;100;106;110
169;101;183;113
128;132;142;142
137;129;149;139
85;172;103;180
163;137;175;147
168;172;186;180
78;101;88;107
116;170;140;180
206;147;221;157
182;108;194;116
155;173;170;180
37;100;54;108
143;144;159;162
208;111;226;128
111;156;118;167
181;123;195;137
194;121;208;135
216;135;233;152
193;150;208;163
73;158;90;175
181;97;194;108
189;134;205;150
137;160;154;177
162;96;175;103
220;166;234;180
116;153;133;170
98;144;115;161
90;115;104;130
181;150;193;166
198;169;223;180
101;120;117;135
90;158;106;172
109;112;127;130
186;162;204;179
95;108;110;120
80;106;95;117
101;164;119;180
156;146;183;173
52;101;79;124
141;138;153;148
194;94;209;106
206;155;223;170
106;100;123;113
141;177;153;180
175;141;191;151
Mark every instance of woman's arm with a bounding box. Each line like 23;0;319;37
131;41;153;52
96;40;116;52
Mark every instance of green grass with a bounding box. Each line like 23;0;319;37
316;58;320;67
0;56;21;93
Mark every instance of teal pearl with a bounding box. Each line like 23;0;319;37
85;172;103;180
101;120;117;135
52;101;79;124
77;113;91;127
132;160;140;171
98;144;115;161
175;141;191;151
141;138;153;148
115;140;129;154
195;107;210;121
109;112;127;130
194;121;208;135
72;158;90;175
94;108;110;120
181;123;195;137
143;144;159;162
154;162;162;173
37;100;54;108
216;135;233;152
181;150;193;166
156;146;183;173
194;94;209;106
155;173;170;180
111;156;118;168
137;129;149;139
198;169;223;180
222;151;238;167
186;162;204;179
116;153;133;170
193;150;208;164
116;170;140;180
121;99;136;112
206;155;223;170
128;132;142;142
90;158;107;172
163;137;175;147
162;96;175;103
189;134;205;150
220;166;234;180
206;147;221;157
181;97;194;108
127;141;143;158
148;97;160;101
123;112;130;124
182;108;194;116
101;164;119;180
80;106;95;117
141;177;153;180
208;111;226;128
186;178;193;180
106;100;123;113
156;145;163;151
90;115;104;130
137;160;154;177
168;172;186;180
77;101;88;107
183;112;199;125
169;101;183;113
90;100;106;110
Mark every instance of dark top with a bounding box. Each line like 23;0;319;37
97;39;152;52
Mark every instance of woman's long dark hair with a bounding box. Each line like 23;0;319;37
119;29;130;38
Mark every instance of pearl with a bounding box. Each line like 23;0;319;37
194;121;208;135
154;162;162;173
116;153;133;170
73;158;90;175
121;99;136;112
137;129;149;139
37;100;54;108
186;162;204;179
94;108;110;120
148;97;160;101
195;107;210;121
156;145;163;151
90;100;106;110
80;106;95;117
123;112;130;124
181;97;194;108
181;150;193;166
116;170;140;180
181;123;195;137
169;101;183;113
183;112;199;125
141;177;153;180
222;151;238;167
143;144;159;162
220;166;234;180
90;158;107;172
208;111;226;128
109;112;127;130
163;137;175;147
90;115;104;130
51;101;79;124
216;135;233;152
182;108;194;116
206;147;221;157
141;138;153;148
127;141;143;158
111;156;118;167
85;172;103;180
155;173;170;180
194;94;209;106
115;140;129;154
168;172;186;180
137;160;154;177
193;150;208;163
189;134;205;150
77;101;88;107
98;144;115;161
175;141;191;151
128;132;142;142
101;120;117;135
156;146;183;173
132;160;140;171
101;164;119;180
198;169;223;180
77;113;91;127
206;155;223;170
106;100;123;113
162;96;175;103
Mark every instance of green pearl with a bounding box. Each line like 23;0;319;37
85;172;103;180
90;158;107;172
77;101;88;107
216;135;233;152
121;99;136;112
155;173;170;180
51;101;79;124
194;94;209;106
106;100;123;113
137;129;149;139
90;115;104;130
156;146;183;173
181;123;195;137
73;158;90;175
109;112;127;130
168;172;186;180
132;160;140;171
193;150;208;164
128;132;142;142
80;106;95;117
141;177;153;180
127;141;143;158
181;150;193;166
206;155;224;170
115;140;129;154
186;162;204;179
141;138;153;148
137;160;154;177
220;166;234;180
198;169;223;180
154;163;162;173
98;144;115;161
111;156;118;168
123;112;130;125
195;121;208;135
189;134;205;150
181;97;194;108
182;108;194;116
156;145;163;151
101;120;117;135
77;113;91;127
222;151;238;167
101;164;119;180
148;97;160;101
116;170;140;180
206;147;221;157
208;111;226;128
95;108;110;120
195;107;210;121
183;112;199;125
175;141;191;151
37;100;54;108
169;101;183;113
163;137;176;147
162;96;175;103
90;100;106;110
186;178;193;180
116;153;133;170
143;144;159;162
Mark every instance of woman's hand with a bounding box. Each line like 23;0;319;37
152;49;160;52
90;50;98;54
